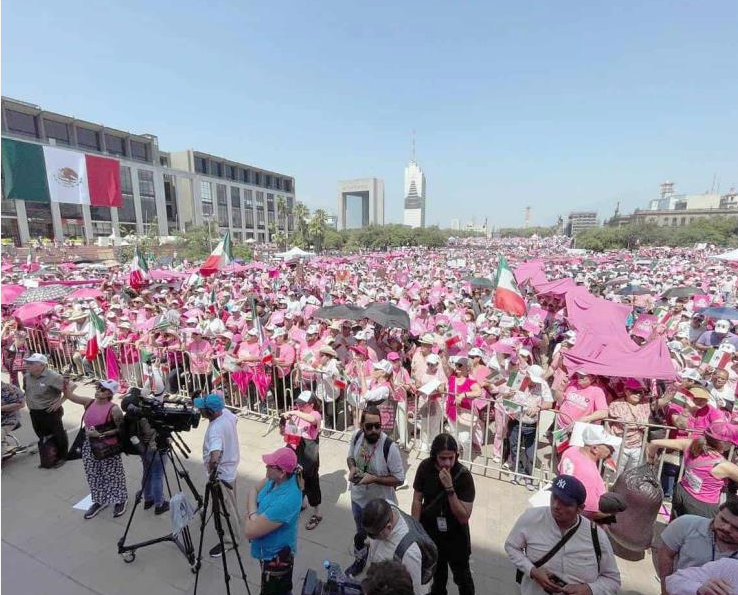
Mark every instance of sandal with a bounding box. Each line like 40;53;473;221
305;515;322;530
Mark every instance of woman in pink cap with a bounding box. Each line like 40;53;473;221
648;421;738;520
245;446;303;595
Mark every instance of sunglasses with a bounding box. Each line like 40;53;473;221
363;422;382;431
266;464;281;471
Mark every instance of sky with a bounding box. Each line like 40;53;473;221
2;0;737;228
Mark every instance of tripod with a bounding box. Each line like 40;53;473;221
117;429;202;567
193;468;251;595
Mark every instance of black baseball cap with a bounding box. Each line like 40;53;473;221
548;474;587;506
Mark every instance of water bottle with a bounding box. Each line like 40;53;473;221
323;559;346;586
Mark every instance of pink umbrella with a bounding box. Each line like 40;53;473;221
1;263;14;272
67;288;104;300
12;301;57;324
1;284;25;303
149;269;189;280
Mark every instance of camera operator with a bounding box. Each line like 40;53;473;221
504;474;621;595
346;406;406;578
245;447;303;595
121;392;168;515
193;393;241;557
411;433;475;595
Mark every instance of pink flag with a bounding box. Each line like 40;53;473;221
631;313;658;339
692;294;711;310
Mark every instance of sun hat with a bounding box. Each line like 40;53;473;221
526;365;546;384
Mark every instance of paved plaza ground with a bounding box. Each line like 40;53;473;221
1;383;659;595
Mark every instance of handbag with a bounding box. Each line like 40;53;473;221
88;403;122;460
67;402;92;461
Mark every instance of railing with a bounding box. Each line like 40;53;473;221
21;328;735;493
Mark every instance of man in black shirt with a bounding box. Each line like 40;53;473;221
411;433;475;595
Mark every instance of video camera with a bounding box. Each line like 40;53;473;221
122;388;200;434
301;562;362;595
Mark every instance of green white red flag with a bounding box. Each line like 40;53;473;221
250;296;272;364
200;232;232;276
494;255;526;316
129;247;149;290
85;310;107;360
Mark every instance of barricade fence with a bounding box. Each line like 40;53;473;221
23;328;733;491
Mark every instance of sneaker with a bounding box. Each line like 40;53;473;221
154;502;170;515
492;456;501;464
345;558;366;578
84;502;108;520
525;480;536;492
209;544;225;558
510;476;520;486
113;501;127;518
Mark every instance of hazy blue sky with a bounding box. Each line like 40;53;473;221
3;1;737;228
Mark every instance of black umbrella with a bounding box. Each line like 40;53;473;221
311;304;366;321
615;284;652;296
465;277;495;289
13;284;76;305
695;306;738;320
604;276;629;287
364;302;411;330
662;286;702;299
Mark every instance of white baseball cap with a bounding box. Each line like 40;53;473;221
272;328;286;338
307;325;319;335
426;353;441;365
372;360;392;375
247;328;259;336
468;348;485;358
24;353;48;364
526;364;546;384
296;390;313;403
581;425;621;449
98;379;120;393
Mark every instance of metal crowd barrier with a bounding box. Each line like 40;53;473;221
20;326;735;494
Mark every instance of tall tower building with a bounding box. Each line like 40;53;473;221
403;131;426;228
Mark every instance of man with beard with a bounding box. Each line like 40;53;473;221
658;500;738;595
345;406;405;578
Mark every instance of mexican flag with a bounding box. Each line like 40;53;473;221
702;347;731;369
200;232;232;276
507;369;530;392
129;247;149;290
494;255;526;316
85;310;107;360
250;297;272;364
502;398;523;418
1;138;121;206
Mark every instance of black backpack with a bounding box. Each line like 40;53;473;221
391;504;438;585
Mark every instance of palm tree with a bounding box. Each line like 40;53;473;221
292;201;310;246
308;209;328;253
276;196;287;240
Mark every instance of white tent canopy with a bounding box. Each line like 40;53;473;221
711;248;738;261
275;246;315;260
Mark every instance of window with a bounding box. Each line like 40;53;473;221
244;189;253;208
138;170;157;224
118;166;136;223
200;181;213;217
284;179;292;193
267;194;274;212
217;184;228;226
245;209;254;228
160;155;170;167
265;174;272;188
120;165;134;194
225;165;237;180
92;221;113;237
194;156;208;174
286;196;294;209
130;140;149;162
44;119;70;145
257;209;265;228
5;110;38;137
253;171;261;186
105;134;126;156
164;175;179;232
274;178;281;190
59;203;83;219
241;169;250;184
90;206;112;222
680;217;686;226
2;195;17;215
210;161;222;177
77;127;100;151
231;187;242;228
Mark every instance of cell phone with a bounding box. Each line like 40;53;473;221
545;574;567;592
350;472;364;484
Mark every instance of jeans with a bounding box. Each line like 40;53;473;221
507;420;537;476
141;448;166;506
661;461;680;499
29;407;69;460
351;501;368;560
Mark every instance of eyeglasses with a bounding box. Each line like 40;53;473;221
266;464;281;471
363;422;381;431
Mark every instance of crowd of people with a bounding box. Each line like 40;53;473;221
2;237;738;594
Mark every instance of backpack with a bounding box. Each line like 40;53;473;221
352;430;393;464
391;504;438;585
38;435;59;468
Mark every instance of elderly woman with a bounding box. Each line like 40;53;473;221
442;355;483;458
64;379;128;520
415;352;448;451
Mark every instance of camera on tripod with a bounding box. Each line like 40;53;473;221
302;561;363;595
123;388;201;433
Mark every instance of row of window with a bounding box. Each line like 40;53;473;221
3;108;152;162
193;155;292;192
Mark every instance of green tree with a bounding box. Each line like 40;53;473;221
308;209;328;252
276;196;287;240
292;201;310;247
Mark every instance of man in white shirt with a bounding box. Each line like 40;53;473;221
665;558;738;595
194;392;241;558
362;498;429;595
504;474;621;595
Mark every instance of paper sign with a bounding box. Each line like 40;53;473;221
73;494;93;511
419;379;442;396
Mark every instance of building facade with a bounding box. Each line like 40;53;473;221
336;178;384;230
403;160;426;228
1;97;295;246
565;211;598;237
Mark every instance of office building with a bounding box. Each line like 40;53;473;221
1;97;295;246
403;160;426;228
336;178;384;230
450;218;460;231
566;211;598;237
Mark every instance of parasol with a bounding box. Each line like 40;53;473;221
696;306;738;320
661;286;702;299
311;304;366;321
67;288;105;300
12;301;57;323
465;277;495;289
1;284;25;304
615;285;652;296
364;302;411;330
13;284;75;305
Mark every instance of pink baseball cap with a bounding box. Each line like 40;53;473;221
386;351;401;361
623;378;646;391
262;447;298;473
705;421;738;447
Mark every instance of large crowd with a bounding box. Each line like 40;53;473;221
2;236;738;595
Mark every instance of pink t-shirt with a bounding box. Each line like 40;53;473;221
286;410;322;440
187;340;213;374
556;383;608;428
680;450;726;504
558;446;606;514
665;403;725;439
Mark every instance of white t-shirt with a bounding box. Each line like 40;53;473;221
202;409;240;482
